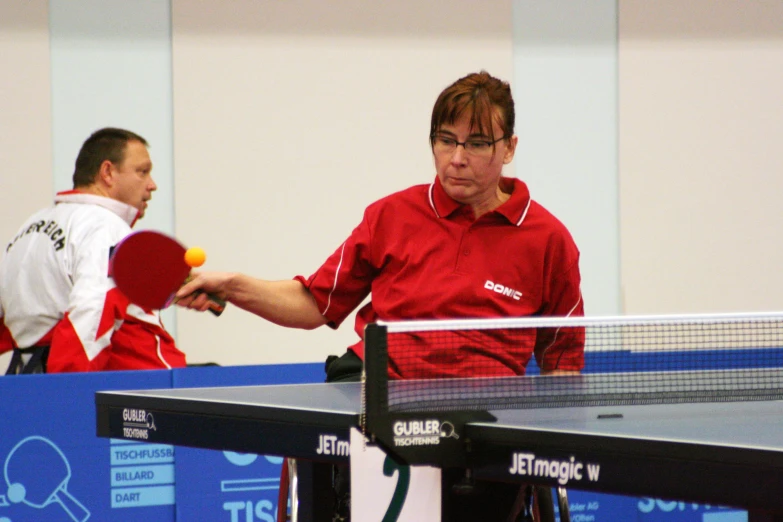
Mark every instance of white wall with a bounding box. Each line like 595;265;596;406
619;0;783;314
0;1;52;250
0;1;52;371
3;0;782;369
171;0;514;365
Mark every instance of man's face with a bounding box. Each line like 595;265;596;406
432;112;516;208
111;140;157;218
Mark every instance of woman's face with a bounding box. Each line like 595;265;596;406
432;111;516;210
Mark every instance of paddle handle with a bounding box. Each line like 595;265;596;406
205;292;226;317
179;275;226;317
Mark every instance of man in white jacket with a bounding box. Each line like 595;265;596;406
0;127;186;374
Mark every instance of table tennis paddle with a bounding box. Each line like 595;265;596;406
109;230;226;316
4;436;91;521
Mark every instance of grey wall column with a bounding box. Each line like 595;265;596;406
512;0;620;315
50;0;177;333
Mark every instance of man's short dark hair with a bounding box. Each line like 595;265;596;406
72;128;148;188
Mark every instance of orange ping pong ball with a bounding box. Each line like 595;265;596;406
184;247;206;268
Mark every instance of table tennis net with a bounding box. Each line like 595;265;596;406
364;312;783;413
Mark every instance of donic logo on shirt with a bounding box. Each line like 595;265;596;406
484;280;522;301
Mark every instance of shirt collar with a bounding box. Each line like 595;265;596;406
54;190;141;227
428;176;532;227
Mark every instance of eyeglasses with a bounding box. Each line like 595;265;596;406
431;134;506;157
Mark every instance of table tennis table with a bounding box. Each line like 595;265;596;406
95;379;783;521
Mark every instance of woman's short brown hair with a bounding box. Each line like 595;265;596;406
430;71;515;145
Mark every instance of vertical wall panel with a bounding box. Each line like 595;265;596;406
512;0;621;316
172;0;513;365
49;0;177;330
0;1;53;245
619;0;783;313
0;0;53;370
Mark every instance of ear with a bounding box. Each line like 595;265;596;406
503;135;518;165
98;160;115;187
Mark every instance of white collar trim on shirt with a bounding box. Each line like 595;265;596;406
54;191;140;227
516;198;531;227
427;183;441;219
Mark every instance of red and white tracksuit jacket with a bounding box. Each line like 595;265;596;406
0;191;186;372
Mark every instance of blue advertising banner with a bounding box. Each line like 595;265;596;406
562;490;748;522
0;370;173;522
0;363;322;522
0;362;751;522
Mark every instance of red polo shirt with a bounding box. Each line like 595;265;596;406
295;176;584;378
